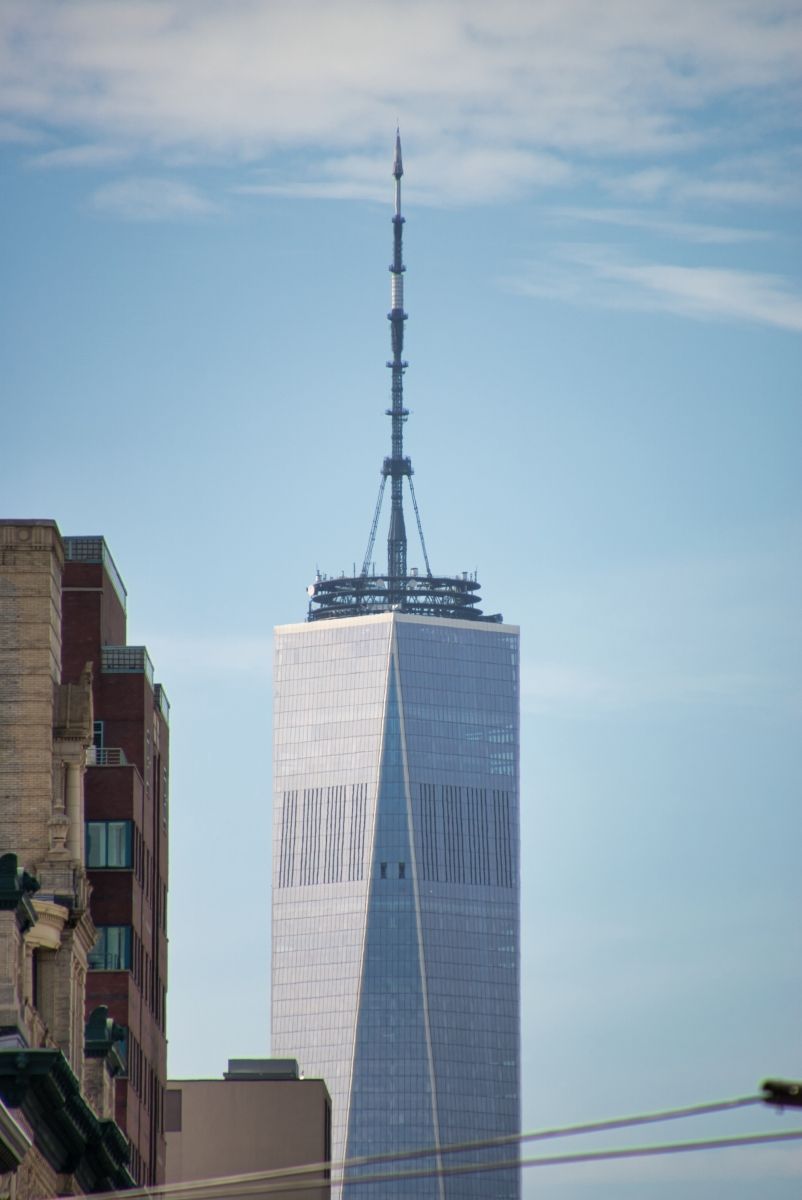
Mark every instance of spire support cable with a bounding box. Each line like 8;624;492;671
408;477;433;578
361;476;387;577
305;132;501;624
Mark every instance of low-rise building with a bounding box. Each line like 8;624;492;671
165;1059;331;1200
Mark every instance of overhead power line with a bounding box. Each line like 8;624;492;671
114;1127;802;1199
100;1088;796;1200
328;1128;802;1194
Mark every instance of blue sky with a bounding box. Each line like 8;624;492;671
2;2;800;1195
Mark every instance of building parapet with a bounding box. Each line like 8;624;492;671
101;646;154;686
63;536;127;612
0;1047;134;1192
155;684;171;724
0;520;63;566
224;1058;302;1081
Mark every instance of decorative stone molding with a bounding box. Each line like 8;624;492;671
53;666;93;746
0;521;63;568
45;813;69;861
25;903;67;954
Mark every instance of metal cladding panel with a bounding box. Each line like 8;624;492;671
397;618;520;1200
271;617;393;1182
344;659;439;1198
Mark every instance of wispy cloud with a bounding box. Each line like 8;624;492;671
598;259;802;331
30;142;132;169
237;146;572;207
0;1;800;206
546;205;769;245
611;150;802;209
89;175;216;221
0;117;42;144
509;245;802;332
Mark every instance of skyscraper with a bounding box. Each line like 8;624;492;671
271;135;520;1199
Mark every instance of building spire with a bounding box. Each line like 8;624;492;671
384;127;411;594
305;133;501;623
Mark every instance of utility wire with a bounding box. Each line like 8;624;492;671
327;1128;802;1194
108;1092;776;1200
119;1128;802;1198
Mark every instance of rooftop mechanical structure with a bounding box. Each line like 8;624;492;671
307;132;501;624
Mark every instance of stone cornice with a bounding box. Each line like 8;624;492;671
0;521;64;569
0;1049;134;1192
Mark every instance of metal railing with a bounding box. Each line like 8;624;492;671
154;684;171;724
86;747;129;767
101;645;154;686
62;536;127;611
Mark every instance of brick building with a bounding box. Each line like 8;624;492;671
61;536;169;1185
0;519;133;1196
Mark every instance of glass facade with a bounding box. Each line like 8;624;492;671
272;613;520;1199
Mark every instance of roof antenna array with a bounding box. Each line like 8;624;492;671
307;133;500;624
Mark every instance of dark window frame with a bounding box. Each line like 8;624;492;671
89;925;132;971
86;819;133;868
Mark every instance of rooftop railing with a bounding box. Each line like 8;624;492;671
101;646;154;687
63;536;127;612
154;684;171;724
86;747;129;767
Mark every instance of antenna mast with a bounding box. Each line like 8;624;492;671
306;133;501;624
383;129;411;600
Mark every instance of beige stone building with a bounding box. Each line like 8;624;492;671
0;520;132;1195
165;1060;331;1200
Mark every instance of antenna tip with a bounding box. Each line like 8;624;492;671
393;128;403;178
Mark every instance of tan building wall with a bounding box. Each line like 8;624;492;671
165;1063;330;1200
0;522;63;870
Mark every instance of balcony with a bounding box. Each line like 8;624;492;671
86;747;129;767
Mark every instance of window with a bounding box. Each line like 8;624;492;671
86;820;132;867
89;926;132;970
164;1089;182;1133
93;721;104;749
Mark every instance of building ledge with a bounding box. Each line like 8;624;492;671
0;1048;134;1192
0;1096;31;1172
